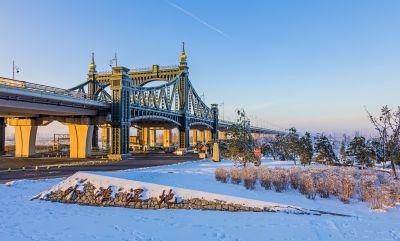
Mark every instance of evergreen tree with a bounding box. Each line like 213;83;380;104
222;109;259;166
285;127;300;164
314;134;337;165
298;132;313;166
340;141;347;163
347;136;375;168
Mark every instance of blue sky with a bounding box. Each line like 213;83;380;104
1;0;400;135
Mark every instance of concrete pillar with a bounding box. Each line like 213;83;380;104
219;131;226;140
92;125;99;150
191;129;198;145
142;127;150;151
163;128;172;147
205;130;212;143
179;128;189;149
149;128;156;148
8;119;38;158
101;126;111;151
198;130;205;143
0;118;5;155
68;124;94;158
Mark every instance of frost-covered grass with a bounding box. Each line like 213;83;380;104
215;163;400;210
1;158;400;241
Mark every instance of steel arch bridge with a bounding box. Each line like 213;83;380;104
65;45;282;158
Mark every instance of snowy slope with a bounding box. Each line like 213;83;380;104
1;159;400;241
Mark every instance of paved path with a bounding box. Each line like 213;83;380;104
0;153;201;183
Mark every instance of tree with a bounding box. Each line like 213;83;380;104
314;134;337;165
369;137;384;166
298;132;313;166
347;136;375;168
284;127;300;164
366;105;400;178
222;109;260;166
340;141;347;163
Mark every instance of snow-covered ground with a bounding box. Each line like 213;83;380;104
1;159;400;241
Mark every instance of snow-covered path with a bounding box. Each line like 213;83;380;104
1;159;399;241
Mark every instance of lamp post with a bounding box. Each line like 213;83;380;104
219;102;225;120
12;60;20;80
110;53;118;68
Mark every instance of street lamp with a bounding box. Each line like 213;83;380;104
110;53;118;68
219;102;225;120
12;60;20;80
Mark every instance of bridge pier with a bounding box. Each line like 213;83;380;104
92;126;99;150
66;119;94;159
178;127;189;149
8;118;38;158
163;128;171;147
205;130;211;143
191;129;198;145
198;130;205;143
142;127;150;151
149;128;156;148
101;126;111;151
0;118;5;155
219;130;226;140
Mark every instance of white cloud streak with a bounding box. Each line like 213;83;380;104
165;0;230;39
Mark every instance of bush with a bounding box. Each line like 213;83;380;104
288;167;301;190
242;167;257;190
272;168;288;192
338;174;356;203
382;180;400;207
215;168;229;183
258;166;272;190
369;188;385;210
359;174;377;202
299;173;316;199
314;174;330;198
230;168;242;184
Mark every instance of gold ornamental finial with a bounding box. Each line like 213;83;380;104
90;52;96;69
180;42;187;62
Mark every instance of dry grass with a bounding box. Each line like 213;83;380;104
215;168;230;183
230;168;242;184
242;167;257;190
258;166;272;190
271;168;288;192
216;165;400;210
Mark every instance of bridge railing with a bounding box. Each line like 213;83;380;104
0;77;87;99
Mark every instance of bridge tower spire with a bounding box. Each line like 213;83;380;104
88;52;99;150
178;42;190;148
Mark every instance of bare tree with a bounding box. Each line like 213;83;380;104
366;105;400;178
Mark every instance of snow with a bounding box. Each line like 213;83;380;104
1;158;400;241
37;172;310;212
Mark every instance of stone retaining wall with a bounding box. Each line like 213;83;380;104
40;179;270;212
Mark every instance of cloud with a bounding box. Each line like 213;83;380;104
165;0;230;39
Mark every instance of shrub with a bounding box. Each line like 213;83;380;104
288;167;301;190
230;168;242;184
299;173;316;199
359;174;376;202
381;180;400;207
242;167;257;190
258;166;272;190
338;174;356;203
314;174;330;198
368;188;385;210
272;168;288;192
215;168;229;183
